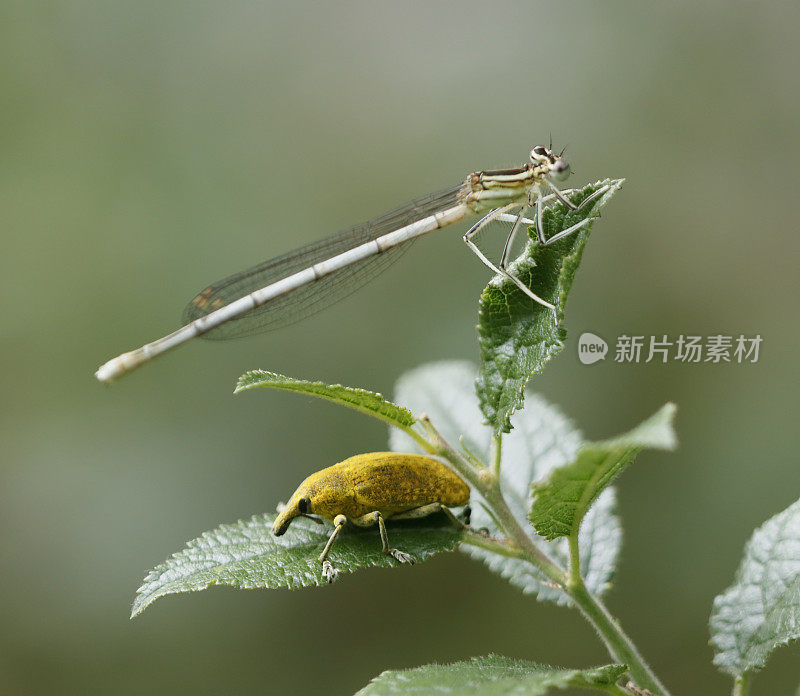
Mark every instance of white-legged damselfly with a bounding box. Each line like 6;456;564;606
95;145;606;382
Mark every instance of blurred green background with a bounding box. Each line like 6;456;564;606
2;1;799;694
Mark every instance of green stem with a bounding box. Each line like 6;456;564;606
460;529;526;560
732;673;751;696
414;416;669;696
459;437;490;472
400;423;437;452
480;483;565;586
567;579;670;696
421;418;565;585
492;433;502;478
568;530;581;584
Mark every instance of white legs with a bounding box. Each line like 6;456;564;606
462;183;609;312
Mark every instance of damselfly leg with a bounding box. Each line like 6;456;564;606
463;203;556;310
463;184;610;312
534;182;608;246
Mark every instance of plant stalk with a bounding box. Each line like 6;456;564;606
568;531;581;585
491;433;502;477
420;418;565;585
567;579;671;696
732;673;751;696
480;483;566;586
459;529;526;560
416;416;669;696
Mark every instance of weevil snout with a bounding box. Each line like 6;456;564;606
272;494;311;536
272;517;290;536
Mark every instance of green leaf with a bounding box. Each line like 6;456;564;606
531;404;677;541
356;655;628;695
234;369;415;429
476;179;624;435
390;361;621;606
710;497;800;677
132;511;461;618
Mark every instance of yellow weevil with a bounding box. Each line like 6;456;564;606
272;452;471;582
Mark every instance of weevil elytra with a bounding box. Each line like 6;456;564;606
272;452;470;582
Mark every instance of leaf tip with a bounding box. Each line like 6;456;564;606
233;369;268;394
129;595;147;619
650;402;679;451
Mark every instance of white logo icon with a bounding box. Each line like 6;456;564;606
578;332;608;365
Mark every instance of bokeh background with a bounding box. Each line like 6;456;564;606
2;2;799;694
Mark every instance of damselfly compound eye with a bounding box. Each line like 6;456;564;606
531;145;548;161
551;158;571;181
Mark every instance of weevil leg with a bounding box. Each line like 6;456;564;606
318;514;347;583
434;503;487;535
356;511;416;565
389;502;445;521
390;503;472;532
421;503;491;537
321;560;337;583
433;503;468;530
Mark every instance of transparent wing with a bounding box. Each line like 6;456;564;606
182;185;464;339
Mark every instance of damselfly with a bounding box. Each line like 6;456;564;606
95;145;607;382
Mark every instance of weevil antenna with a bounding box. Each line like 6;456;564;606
300;513;324;525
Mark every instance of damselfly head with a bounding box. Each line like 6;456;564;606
530;144;571;182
